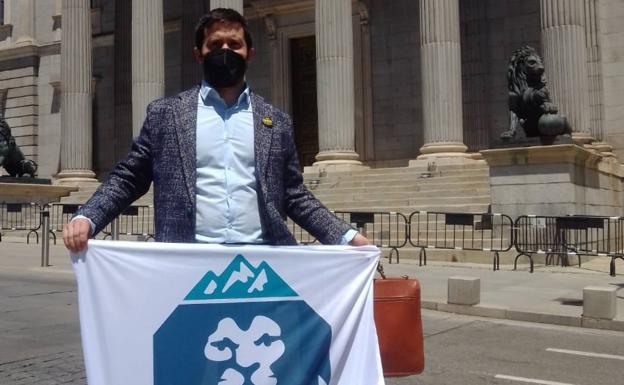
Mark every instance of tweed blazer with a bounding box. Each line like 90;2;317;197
76;86;352;245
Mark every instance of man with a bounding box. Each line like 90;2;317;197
63;8;368;252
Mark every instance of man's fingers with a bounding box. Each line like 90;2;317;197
63;219;90;252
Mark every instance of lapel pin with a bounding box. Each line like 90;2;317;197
262;116;273;127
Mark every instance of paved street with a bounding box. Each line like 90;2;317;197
1;242;624;384
389;312;624;385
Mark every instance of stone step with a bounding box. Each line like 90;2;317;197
319;195;491;208
323;203;490;213
307;180;490;193
304;164;489;179
312;188;491;202
306;173;490;187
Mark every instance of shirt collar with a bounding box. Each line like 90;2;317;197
199;81;250;110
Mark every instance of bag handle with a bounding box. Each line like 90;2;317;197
376;262;387;279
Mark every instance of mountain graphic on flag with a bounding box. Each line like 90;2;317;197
184;254;298;300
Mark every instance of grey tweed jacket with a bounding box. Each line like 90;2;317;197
76;86;352;245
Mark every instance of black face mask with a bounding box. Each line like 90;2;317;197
202;48;247;88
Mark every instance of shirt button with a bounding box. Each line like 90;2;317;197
228;224;233;229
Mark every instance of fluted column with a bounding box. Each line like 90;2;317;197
210;0;243;13
418;0;467;159
541;0;592;144
132;0;165;136
57;0;96;184
314;0;361;166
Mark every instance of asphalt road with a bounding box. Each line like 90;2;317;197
1;271;624;385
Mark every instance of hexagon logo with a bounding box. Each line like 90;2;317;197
154;254;332;385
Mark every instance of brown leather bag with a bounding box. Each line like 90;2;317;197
373;267;424;377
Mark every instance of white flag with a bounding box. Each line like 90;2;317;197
72;240;385;385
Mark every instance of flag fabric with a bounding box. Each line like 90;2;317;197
72;240;385;385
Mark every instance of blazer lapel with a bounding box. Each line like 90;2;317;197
173;86;199;205
251;93;274;192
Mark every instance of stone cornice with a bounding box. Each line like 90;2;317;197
0;42;61;63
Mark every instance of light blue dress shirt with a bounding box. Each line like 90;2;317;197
195;82;264;243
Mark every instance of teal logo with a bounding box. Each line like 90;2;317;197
185;254;298;300
154;254;332;385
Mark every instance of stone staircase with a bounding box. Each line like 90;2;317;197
303;162;491;214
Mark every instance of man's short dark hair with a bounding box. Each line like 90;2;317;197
194;8;253;50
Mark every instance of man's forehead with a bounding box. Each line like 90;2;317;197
203;21;244;40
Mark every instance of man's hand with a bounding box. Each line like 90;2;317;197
63;218;91;253
348;233;370;246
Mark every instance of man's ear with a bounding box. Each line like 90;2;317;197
246;47;256;64
193;47;203;64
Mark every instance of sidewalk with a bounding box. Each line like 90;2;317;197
2;241;624;331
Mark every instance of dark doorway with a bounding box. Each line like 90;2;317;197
290;36;319;168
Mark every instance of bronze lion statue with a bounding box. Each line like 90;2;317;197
500;46;571;144
0;118;37;178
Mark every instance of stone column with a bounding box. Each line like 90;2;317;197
11;0;35;46
314;0;362;167
210;0;243;13
541;0;592;144
57;0;97;184
584;0;613;156
417;0;468;160
132;0;165;136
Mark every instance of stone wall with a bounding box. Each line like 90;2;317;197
367;0;421;163
598;0;624;159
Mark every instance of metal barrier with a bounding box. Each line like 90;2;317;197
408;211;514;270
287;211;409;262
102;205;155;241
606;217;624;277
0;202;42;243
334;211;409;263
514;215;614;273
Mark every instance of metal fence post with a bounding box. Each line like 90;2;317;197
40;206;50;267
111;217;120;240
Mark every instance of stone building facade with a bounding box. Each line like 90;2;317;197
0;0;623;184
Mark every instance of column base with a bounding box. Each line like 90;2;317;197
55;170;99;187
417;142;468;158
314;150;361;163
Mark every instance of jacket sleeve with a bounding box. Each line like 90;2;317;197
74;103;157;235
280;115;354;245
